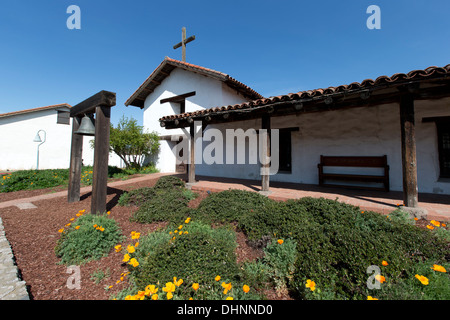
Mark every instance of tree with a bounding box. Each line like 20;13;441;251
96;116;160;169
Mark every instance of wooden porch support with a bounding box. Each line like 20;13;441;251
400;94;419;208
91;105;111;215
261;115;271;192
188;122;196;184
68;116;83;203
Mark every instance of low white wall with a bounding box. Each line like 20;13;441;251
0;109;125;171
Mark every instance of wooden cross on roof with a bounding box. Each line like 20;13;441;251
173;27;196;62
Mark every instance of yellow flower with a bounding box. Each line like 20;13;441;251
185;217;191;224
167;292;173;300
107;211;111;215
415;274;429;285
122;254;130;262
430;220;441;227
98;226;105;232
151;294;158;300
70;218;75;221
174;277;183;286
184;231;189;235
215;275;221;282
192;283;199;291
427;225;435;230
221;282;232;294
79;209;86;213
129;258;139;267
375;275;386;283
431;264;447;273
115;245;122;252
145;285;158;296
58;228;64;233
93;224;98;228
75;226;80;230
225;296;233;300
135;242;139;247
243;285;250;293
305;279;316;291
65;223;71;227
131;231;140;240
277;239;284;245
127;245;135;254
382;260;388;266
367;296;378;300
163;282;176;293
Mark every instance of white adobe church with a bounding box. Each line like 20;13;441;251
126;56;450;207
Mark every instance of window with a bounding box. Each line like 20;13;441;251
437;122;450;178
278;128;293;173
57;110;70;125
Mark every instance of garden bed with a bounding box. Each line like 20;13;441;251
0;175;448;300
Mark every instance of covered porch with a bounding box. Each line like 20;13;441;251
185;174;450;222
159;64;450;213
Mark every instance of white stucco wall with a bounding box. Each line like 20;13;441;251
142;68;249;172
0;109;124;171
195;97;450;195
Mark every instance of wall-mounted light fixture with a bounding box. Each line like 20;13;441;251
33;130;46;170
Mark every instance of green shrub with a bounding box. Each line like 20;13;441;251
238;196;450;300
55;214;123;265
128;176;194;224
126;220;253;299
263;238;298;292
130;188;193;224
194;189;274;224
153;175;186;190
118;187;156;207
374;261;450;300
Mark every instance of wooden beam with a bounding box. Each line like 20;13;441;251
160;91;196;104
400;94;418;208
70;91;116;117
91;106;111;214
261;115;271;192
189;123;196;184
68;116;83;203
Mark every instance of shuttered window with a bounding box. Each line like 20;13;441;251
57;111;70;125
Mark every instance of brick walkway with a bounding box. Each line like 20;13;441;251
189;175;450;222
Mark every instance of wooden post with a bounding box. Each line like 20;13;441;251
188;122;196;184
91;106;111;214
68;116;83;203
400;94;418;208
261;115;271;192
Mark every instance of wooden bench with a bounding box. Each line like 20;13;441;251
318;155;390;191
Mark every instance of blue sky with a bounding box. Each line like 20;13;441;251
0;0;449;126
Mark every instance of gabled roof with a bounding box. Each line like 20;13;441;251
160;63;450;125
125;57;263;109
0;103;72;119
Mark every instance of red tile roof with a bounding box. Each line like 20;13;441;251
160;64;450;121
125;57;263;108
0;103;72;119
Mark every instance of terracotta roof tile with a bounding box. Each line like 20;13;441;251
0;103;72;119
160;63;450;122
